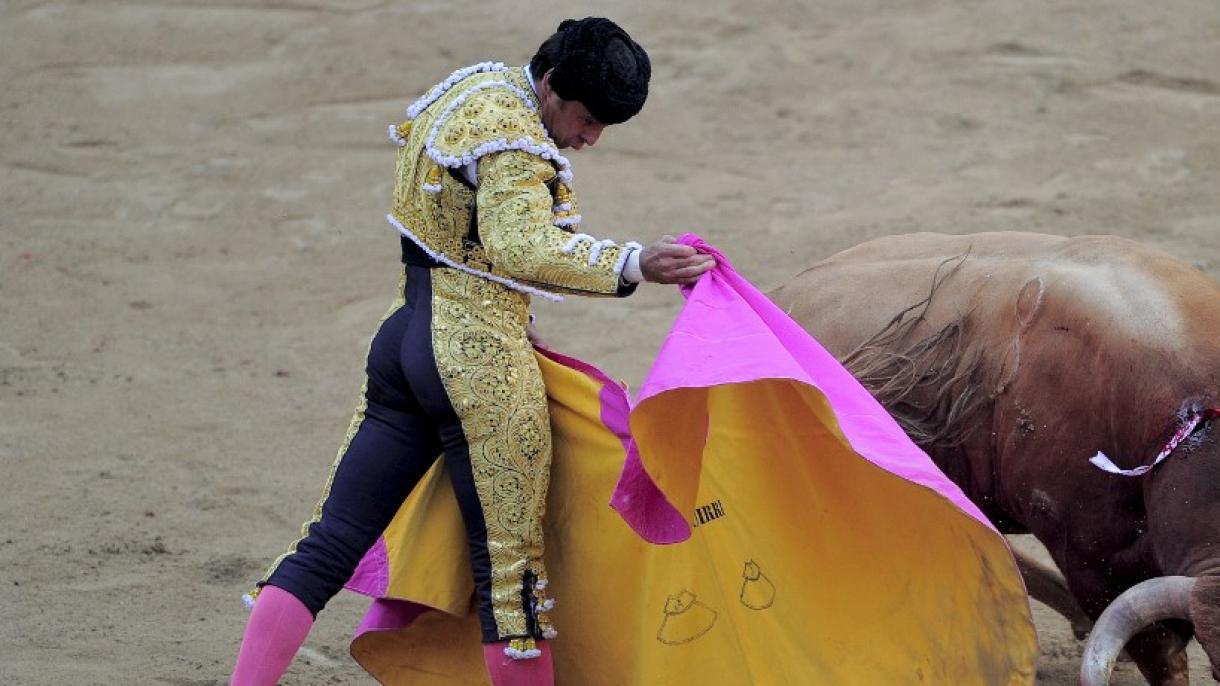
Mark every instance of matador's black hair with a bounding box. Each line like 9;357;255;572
529;17;651;125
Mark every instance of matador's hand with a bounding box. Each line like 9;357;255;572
639;236;716;285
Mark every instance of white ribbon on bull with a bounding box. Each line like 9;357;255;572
1089;407;1219;476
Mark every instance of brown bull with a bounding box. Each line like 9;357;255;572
769;231;1220;685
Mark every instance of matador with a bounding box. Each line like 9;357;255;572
230;17;715;686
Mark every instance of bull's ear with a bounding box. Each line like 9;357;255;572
1015;277;1045;328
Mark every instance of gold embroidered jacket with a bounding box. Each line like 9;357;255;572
387;63;638;298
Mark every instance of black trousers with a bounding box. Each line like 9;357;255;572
264;255;516;643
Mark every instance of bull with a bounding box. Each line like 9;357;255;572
768;231;1220;685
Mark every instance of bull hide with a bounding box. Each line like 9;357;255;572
769;231;1220;686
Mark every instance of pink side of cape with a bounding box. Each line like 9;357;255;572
346;536;423;637
607;233;994;544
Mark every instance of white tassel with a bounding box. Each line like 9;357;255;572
504;647;543;660
586;239;617;266
422;182;443;193
242;593;256;610
542;628;558;640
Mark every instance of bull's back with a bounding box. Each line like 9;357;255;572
769;231;1220;362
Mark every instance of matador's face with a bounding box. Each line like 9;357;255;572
538;69;607;151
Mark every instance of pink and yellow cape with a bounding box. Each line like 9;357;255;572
344;235;1037;685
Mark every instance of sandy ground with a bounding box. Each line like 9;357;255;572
3;0;1219;683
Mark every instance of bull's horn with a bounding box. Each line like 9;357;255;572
1080;576;1196;686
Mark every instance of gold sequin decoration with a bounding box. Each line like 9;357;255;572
389;67;626;295
509;637;537;654
477;150;624;294
429;267;551;639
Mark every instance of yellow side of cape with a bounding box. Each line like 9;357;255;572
350;352;1037;685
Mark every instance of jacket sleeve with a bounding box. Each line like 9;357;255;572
477;149;638;297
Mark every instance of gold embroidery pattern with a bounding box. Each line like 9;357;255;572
430;268;554;639
477;150;624;295
430;86;543;161
388;67;627;295
253;269;410;594
551;181;581;224
389;69;546;268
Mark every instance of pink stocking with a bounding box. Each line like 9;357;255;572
482;640;555;686
230;585;314;686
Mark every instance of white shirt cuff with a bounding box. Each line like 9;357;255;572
620;247;644;283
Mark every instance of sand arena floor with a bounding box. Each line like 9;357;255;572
3;0;1219;683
